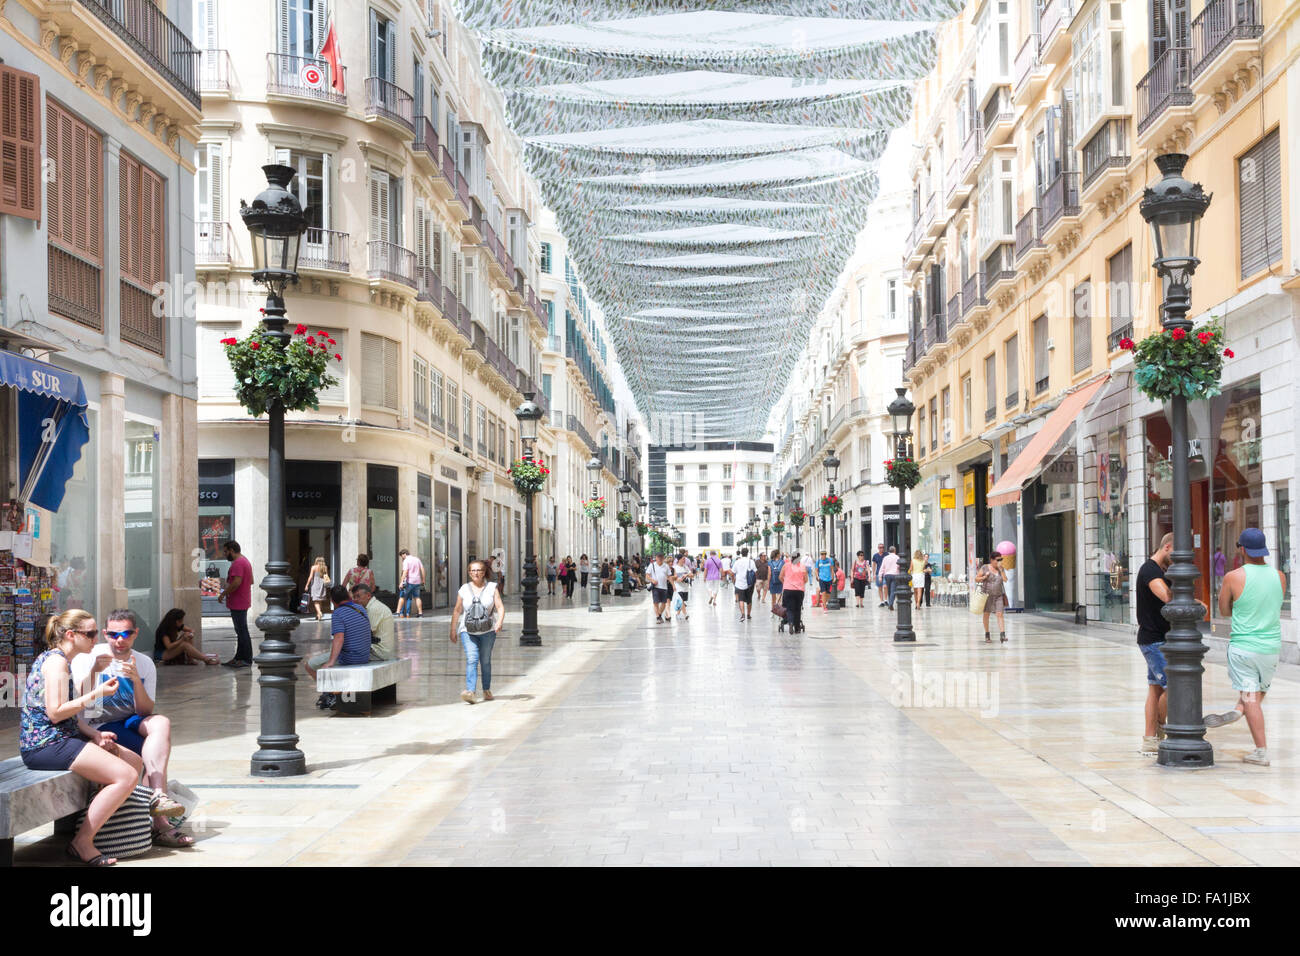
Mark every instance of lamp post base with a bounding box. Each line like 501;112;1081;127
892;575;915;642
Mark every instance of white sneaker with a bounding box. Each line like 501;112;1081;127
1140;736;1160;755
1203;710;1242;729
460;690;476;705
1243;748;1270;766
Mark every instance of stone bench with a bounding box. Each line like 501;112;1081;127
315;658;412;714
0;756;93;866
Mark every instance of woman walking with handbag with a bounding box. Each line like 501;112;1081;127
975;553;1009;643
851;552;871;608
768;550;785;615
341;554;376;595
450;559;505;704
306;557;331;621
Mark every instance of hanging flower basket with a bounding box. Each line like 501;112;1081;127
1123;320;1231;403
762;525;772;538
617;510;633;527
788;508;806;527
222;323;341;417
885;457;921;490
583;497;606;520
507;456;549;495
819;494;843;516
772;520;786;534
635;521;649;536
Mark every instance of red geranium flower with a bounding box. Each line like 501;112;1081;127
306;336;316;345
1171;328;1186;341
328;337;336;345
294;324;307;335
1197;331;1212;344
249;341;261;350
220;337;237;346
1224;348;1234;358
335;353;342;361
1118;337;1134;350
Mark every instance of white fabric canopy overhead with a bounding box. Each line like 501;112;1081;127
465;6;953;438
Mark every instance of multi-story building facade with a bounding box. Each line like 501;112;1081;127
647;444;774;553
0;0;202;639
902;0;1298;653
773;186;911;564
194;0;556;615
535;212;643;564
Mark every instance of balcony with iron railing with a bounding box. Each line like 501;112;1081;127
200;49;232;95
945;157;964;210
545;334;563;353
1006;388;1020;410
367;240;416;288
76;0;201;108
1014;33;1045;104
960;122;983;183
415;266;443;309
982;89;1015;148
267;53;345;105
1137;47;1193;138
906;193;939;264
1191;0;1263;92
299;228;350;272
195;221;234;266
566;414;599;455
1080;118;1130;196
985;403;997;423
946;291;962;333
1106;322;1134;352
1039;171;1080;236
924;311;946;354
412;115;440;169
982;243;1017;297
1039;0;1076;64
365;76;415;133
1014;207;1044;263
961;271;986;318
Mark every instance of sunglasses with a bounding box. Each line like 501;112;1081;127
105;629;136;640
74;627;98;637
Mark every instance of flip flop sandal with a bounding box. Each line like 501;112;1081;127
66;845;116;866
152;827;195;848
149;790;186;818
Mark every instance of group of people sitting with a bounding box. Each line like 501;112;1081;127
303;581;397;708
19;609;198;866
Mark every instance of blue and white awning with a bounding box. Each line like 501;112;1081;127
0;349;90;512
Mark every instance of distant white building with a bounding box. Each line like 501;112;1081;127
651;443;774;553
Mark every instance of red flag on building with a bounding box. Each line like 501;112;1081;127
318;19;344;94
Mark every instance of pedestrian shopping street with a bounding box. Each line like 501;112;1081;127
4;593;1296;867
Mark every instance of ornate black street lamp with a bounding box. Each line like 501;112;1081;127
887;387;916;643
823;452;841;610
791;480;804;551
618;481;632;596
762;504;772;555
514;392;544;646
241;164;307;777
1141;153;1213;769
587;456;603;613
773;494;785;553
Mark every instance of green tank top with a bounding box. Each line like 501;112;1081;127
1229;564;1284;654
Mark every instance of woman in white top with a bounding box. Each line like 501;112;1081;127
449;559;505;704
671;557;692;621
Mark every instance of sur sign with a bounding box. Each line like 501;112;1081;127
939;488;956;509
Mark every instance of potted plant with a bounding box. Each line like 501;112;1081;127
617;510;633;527
885;457;921;490
1121;320;1232;402
582;497;606;520
772;519;786;535
819;494;843;516
221;322;341;416
788;508;806;527
507;455;549;495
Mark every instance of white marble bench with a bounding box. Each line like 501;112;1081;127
0;756;93;866
316;658;412;714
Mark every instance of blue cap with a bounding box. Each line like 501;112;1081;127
1238;528;1269;557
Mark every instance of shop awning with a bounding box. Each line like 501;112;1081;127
0;348;90;512
987;375;1110;507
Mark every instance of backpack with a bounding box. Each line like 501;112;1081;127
463;584;495;635
745;562;757;589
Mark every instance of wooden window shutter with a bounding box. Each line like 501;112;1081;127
314;0;329;55
387;19;398;86
361;331;384;406
208;142;223;223
369;9;379;77
277;0;291;55
384;335;400;410
317;328;346;404
1072;281;1092;373
45;99;102;264
0;66;41;221
1239;130;1281;279
120;152;137;280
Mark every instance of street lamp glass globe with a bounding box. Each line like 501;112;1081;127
823;453;840;483
240;164;306;294
514;392;543;446
888;387;915;437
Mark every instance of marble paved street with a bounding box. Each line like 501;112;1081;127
4;590;1299;866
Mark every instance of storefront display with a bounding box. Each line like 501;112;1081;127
198;460;235;617
123;419;159;628
1095;426;1129;624
286;460;341;612
0;544;58;676
367;464;399;597
417;474;433;606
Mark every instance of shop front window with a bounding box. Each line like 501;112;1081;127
124;419;159;627
367;464;399;596
1278;488;1291;614
199;459;235;616
51;408;97;612
1095;426;1129;624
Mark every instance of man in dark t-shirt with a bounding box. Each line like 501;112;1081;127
1135;533;1174;755
872;544;887;606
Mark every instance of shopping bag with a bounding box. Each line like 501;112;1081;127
671;592;683;613
969;588;988;615
771;602;788;620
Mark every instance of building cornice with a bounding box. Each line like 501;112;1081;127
256;122;347;152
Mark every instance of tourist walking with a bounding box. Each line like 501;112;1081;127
923;556;934;607
561;556;576;599
546;556;557;595
396;548;425;618
341;554;376;595
648;553;672;623
768;549;785;614
754;550;769;604
579;554;590;590
731;547;758;622
851;552;871;607
872;543;887;605
1134;535;1173;754
910;549;927;610
975;552;1009;642
20;610;143;866
1204;528;1287;766
305;556;330;621
671;554;692;621
705;551;723;604
218;540;254;667
450;559;505;704
779;551;808;634
879;546;901;610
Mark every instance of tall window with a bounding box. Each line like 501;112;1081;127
46;99;103;330
476;404;487;455
1239;128;1282;279
984;353;997;420
918;406;927;454
1033;314;1049;393
699;508;710;525
886;278;897;322
698;484;709;501
942;387;952;445
540;241;552;273
446;380;458;438
961;375;972;434
412;355;429;423
1107;244;1133;345
119;151;166;354
698;464;708;480
1072;280;1092;373
929;397;939;452
462;393;472;447
0;66;41;222
369;9;397;82
722;507;732;525
276;148;329;232
367;168;400;243
361;332;400;409
1005;334;1019;406
430;367;444;428
278;0;323;59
